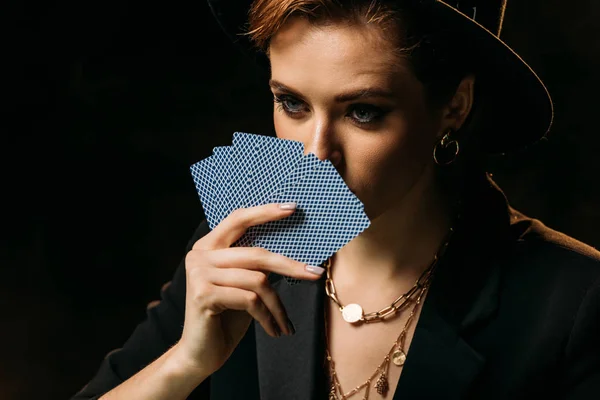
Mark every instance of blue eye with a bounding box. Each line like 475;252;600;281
273;95;306;115
273;94;388;126
349;105;385;125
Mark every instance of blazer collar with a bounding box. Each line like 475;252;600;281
255;173;512;400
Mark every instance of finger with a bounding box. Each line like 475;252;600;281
146;299;161;310
189;246;325;281
193;202;297;251
161;281;172;292
207;285;281;338
205;268;292;335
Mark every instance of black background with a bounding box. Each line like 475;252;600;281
2;1;600;399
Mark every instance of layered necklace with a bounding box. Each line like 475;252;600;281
324;226;455;399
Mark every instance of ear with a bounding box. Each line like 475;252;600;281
439;75;476;134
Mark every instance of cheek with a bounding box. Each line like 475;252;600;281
351;117;437;196
365;120;433;172
387;110;438;168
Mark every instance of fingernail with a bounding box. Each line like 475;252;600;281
271;318;282;337
286;317;296;335
305;265;325;275
279;202;297;210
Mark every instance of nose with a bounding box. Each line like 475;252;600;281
303;115;342;167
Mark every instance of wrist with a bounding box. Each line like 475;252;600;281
166;343;211;385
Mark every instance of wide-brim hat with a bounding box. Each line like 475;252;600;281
206;0;554;155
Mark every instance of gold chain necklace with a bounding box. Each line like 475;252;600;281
323;224;456;399
324;227;453;324
325;282;429;400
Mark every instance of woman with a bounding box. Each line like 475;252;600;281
72;1;600;399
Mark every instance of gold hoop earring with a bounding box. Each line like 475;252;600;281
433;129;460;166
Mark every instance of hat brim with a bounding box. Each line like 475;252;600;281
431;1;554;154
207;0;554;155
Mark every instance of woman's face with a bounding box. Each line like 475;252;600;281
268;17;448;219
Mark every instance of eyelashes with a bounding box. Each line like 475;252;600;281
273;94;389;126
273;95;306;115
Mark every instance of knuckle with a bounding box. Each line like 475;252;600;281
233;208;253;229
185;250;197;269
252;272;269;289
245;291;260;309
230;208;245;222
192;281;213;304
185;260;194;276
248;247;269;263
230;208;242;218
191;234;211;250
185;250;209;272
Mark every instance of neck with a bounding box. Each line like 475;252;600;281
332;166;456;289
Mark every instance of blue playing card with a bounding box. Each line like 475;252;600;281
190;132;371;286
266;152;319;201
229;132;262;209
211;146;236;224
255;154;371;285
243;151;318;254
229;132;289;246
244;134;304;208
237;133;306;250
189;156;219;229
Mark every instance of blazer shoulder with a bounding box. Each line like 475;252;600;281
506;207;600;274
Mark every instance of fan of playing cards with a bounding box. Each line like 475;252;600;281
190;132;371;285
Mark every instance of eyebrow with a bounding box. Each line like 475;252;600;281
269;79;396;102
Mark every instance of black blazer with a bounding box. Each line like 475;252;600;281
72;175;600;399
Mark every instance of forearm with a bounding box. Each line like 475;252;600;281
99;344;209;400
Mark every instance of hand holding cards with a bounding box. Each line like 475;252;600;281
190;132;371;285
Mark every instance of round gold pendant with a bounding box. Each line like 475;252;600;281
341;303;363;323
392;349;407;366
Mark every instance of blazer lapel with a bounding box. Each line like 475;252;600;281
393;234;503;399
393;301;486;400
255;275;328;400
394;173;510;399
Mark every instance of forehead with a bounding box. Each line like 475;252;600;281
268;17;416;92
